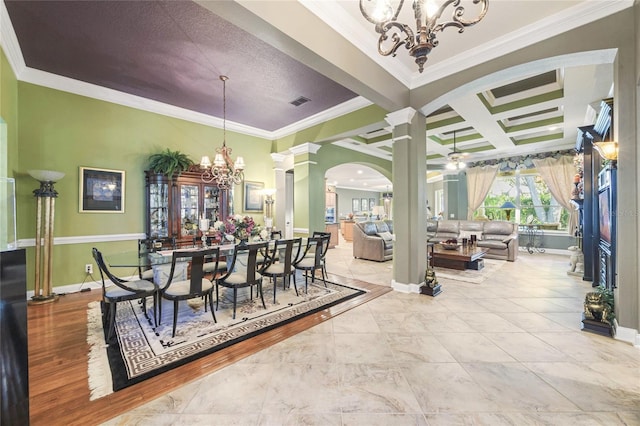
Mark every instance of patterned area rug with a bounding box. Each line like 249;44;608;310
86;279;365;400
433;258;507;284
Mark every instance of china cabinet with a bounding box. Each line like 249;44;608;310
145;170;232;245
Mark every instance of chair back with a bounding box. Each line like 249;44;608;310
270;230;283;240
165;247;220;294
221;241;268;285
92;248;129;295
272;237;302;271
297;235;328;268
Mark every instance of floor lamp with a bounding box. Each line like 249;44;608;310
28;170;65;305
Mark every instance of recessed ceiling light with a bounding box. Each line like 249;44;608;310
548;126;558;131
363;182;368;186
357;170;363;174
350;178;354;182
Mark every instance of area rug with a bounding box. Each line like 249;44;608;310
86;279;365;400
434;258;506;284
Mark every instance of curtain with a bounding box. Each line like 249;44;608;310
466;165;499;220
532;156;577;235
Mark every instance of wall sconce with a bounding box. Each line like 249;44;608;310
262;188;276;231
593;141;618;162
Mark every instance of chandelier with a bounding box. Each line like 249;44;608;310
359;0;489;73
200;75;245;189
446;130;468;170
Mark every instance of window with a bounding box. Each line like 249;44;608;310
477;172;568;230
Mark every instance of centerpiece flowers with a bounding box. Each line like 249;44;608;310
212;215;268;244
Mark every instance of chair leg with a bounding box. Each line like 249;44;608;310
215;283;219;310
273;276;277;304
172;300;178;338
232;287;237;319
158;295;163;325
208;290;216;323
259;282;266;310
107;301;117;342
291;274;299;296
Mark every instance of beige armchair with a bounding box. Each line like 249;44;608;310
352;220;393;262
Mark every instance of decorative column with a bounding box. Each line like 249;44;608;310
385;108;428;293
28;170;65;305
289;143;323;236
271;153;288;235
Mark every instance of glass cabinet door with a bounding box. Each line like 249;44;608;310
180;184;199;238
149;182;169;237
203;185;221;222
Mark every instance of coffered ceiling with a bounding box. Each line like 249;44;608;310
1;1;631;190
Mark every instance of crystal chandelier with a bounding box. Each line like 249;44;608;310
360;0;489;73
200;75;245;189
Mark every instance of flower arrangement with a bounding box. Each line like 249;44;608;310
212;215;268;243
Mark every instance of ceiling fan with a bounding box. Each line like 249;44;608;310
446;130;469;170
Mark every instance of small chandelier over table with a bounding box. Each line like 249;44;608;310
360;0;489;73
200;75;245;189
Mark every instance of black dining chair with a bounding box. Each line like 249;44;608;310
92;247;158;342
158;247;220;337
261;237;302;303
215;242;268;319
294;234;331;293
311;231;332;279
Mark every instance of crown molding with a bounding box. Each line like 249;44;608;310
1;2;372;143
385;107;417;127
289;142;322;156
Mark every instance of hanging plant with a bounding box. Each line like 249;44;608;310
148;149;193;179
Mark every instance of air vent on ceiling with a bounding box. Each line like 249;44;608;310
290;96;311;107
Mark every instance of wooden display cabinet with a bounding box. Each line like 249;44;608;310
145;170;231;246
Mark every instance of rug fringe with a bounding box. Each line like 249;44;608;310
86;301;113;400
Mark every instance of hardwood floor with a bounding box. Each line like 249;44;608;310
27;275;391;426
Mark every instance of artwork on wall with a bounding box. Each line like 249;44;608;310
369;198;376;210
243;181;264;212
79;167;125;213
352;198;360;213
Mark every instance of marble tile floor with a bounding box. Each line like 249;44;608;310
105;239;639;425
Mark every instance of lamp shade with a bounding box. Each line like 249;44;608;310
27;170;65;182
500;201;517;209
593;141;618;161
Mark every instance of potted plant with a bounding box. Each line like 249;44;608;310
147;149;193;179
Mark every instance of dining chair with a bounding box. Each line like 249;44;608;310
215;241;268;319
92;247;158;342
311;231;331;279
158;247;220;337
137;237;176;280
294;234;331;293
261;237;302;303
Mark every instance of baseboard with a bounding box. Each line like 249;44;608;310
391;280;422;294
614;322;640;347
25;273;139;299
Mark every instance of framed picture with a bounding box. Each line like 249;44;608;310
79;167;125;213
243;181;264;212
361;198;368;212
352;198;360;213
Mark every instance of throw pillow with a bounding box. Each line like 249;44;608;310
459;230;482;241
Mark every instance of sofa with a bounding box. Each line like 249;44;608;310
427;219;519;261
352;220;394;262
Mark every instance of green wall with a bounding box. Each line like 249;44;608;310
15;82;273;289
1;49;18;178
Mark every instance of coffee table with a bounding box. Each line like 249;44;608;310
430;244;489;271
